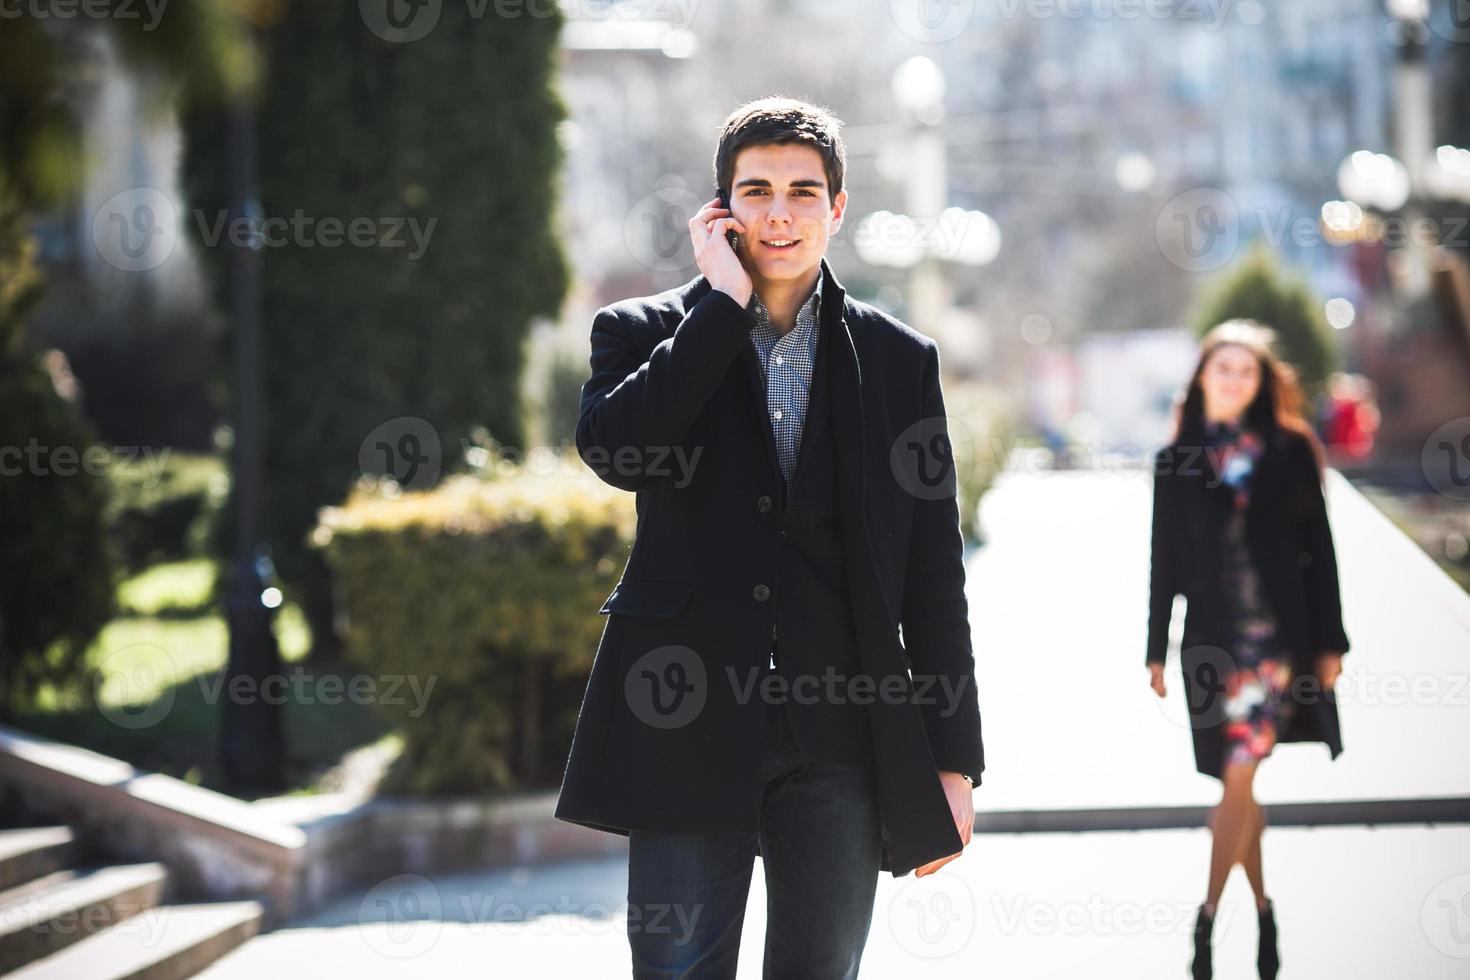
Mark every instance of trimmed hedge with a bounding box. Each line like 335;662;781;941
0;184;117;719
945;381;1013;545
310;454;633;796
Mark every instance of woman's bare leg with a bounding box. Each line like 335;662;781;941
1205;759;1258;913
1240;796;1269;910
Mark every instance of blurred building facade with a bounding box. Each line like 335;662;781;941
553;1;1467;459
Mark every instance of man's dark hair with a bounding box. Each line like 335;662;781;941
713;96;846;201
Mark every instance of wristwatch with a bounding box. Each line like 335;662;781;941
958;772;974;786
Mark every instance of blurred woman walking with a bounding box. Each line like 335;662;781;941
1145;320;1351;980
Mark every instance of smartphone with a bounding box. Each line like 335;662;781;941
716;187;739;251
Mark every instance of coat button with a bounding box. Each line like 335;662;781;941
752;584;771;602
757;495;773;513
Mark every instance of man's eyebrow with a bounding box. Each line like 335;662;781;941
733;177;827;189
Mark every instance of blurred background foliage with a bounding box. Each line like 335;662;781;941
0;0;259;724
0;181;116;720
0;1;574;796
180;1;571;666
1191;246;1339;395
311;450;632;793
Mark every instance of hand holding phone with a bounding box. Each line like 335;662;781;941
716;188;740;251
690;191;751;307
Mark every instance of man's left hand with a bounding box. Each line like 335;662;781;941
914;770;974;878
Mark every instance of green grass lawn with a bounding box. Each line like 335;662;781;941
16;559;390;798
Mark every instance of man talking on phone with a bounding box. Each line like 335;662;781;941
555;96;985;978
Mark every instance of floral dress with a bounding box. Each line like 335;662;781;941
1206;420;1296;769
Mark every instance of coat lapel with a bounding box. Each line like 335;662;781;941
822;258;968;872
1244;429;1285;526
823;259;868;558
786;265;835;493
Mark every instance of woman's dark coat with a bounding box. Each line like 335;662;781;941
554;256;985;877
1147;427;1351;780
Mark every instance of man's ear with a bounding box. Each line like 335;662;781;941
828;188;848;236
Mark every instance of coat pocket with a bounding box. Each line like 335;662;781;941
598;578;695;618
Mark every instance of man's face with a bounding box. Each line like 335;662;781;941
727;142;847;287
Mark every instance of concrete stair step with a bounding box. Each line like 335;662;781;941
5;900;263;980
0;828;75;893
0;862;168;972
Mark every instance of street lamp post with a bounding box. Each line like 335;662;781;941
221;92;285;796
873;56;1002;363
1388;0;1434;298
892;56;951;346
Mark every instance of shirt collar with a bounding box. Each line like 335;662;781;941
747;272;823;337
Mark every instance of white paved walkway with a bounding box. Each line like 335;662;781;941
968;465;1470;813
195;824;1470;978
191;466;1470;977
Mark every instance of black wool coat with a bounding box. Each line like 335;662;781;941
1147;427;1351;780
554;256;985;877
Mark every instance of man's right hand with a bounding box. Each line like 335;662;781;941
690;197;752;308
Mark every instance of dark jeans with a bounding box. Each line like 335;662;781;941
626;689;883;979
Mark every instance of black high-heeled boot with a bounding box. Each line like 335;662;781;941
1257;898;1280;979
1191;902;1214;980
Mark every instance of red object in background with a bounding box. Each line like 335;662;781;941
1326;389;1379;461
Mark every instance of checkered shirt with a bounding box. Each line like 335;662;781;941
747;277;823;489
